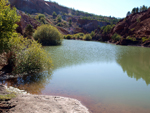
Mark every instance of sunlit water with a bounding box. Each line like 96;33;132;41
1;40;150;113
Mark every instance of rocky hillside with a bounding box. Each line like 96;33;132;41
9;0;119;34
110;8;150;46
111;8;150;39
9;0;70;15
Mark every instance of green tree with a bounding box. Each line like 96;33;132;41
38;14;45;20
136;7;139;13
131;8;136;14
52;11;57;18
0;0;20;53
24;24;34;38
90;31;95;38
126;11;131;17
57;15;62;22
69;19;72;26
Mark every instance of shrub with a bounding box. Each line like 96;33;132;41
126;36;136;41
142;37;150;43
33;24;63;45
78;33;84;36
8;35;52;74
0;0;20;53
69;19;72;26
57;23;62;26
111;33;122;42
38;14;45;20
24;24;34;38
83;34;92;40
102;25;114;34
57;15;62;22
90;31;95;38
52;11;57;18
65;34;72;39
77;33;85;39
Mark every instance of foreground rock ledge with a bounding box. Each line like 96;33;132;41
3;86;89;113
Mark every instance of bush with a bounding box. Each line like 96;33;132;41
57;23;62;26
142;37;150;43
52;11;57;18
90;31;95;38
83;34;92;40
102;25;115;34
33;24;63;45
57;15;62;22
111;33;122;42
24;24;34;38
65;34;72;39
126;36;136;41
8;35;52;74
38;14;45;20
0;0;20;53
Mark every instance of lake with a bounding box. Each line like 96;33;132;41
2;40;150;113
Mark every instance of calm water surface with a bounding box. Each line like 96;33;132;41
2;40;150;113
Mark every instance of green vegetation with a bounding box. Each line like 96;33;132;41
24;24;34;38
83;34;92;40
35;14;47;24
0;93;16;101
0;0;20;53
57;15;62;22
111;33;122;42
126;36;137;41
0;0;53;74
33;24;63;45
64;33;93;41
127;5;149;16
8;35;52;74
69;19;72;26
64;34;72;39
90;31;95;38
52;11;57;18
101;25;115;34
64;33;85;40
142;37;150;43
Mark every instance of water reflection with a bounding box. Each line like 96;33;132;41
0;72;52;94
117;47;150;85
44;40;117;70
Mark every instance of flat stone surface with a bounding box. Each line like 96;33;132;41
0;85;89;113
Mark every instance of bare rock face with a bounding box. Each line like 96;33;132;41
9;0;69;15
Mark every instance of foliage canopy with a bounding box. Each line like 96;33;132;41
0;0;20;53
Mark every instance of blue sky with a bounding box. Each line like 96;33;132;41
46;0;149;18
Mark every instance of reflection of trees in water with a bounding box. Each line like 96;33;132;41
0;72;52;94
117;48;150;85
45;40;116;71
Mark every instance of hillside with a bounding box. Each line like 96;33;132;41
110;8;150;46
9;0;119;34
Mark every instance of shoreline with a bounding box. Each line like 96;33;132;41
64;39;150;48
0;85;89;113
